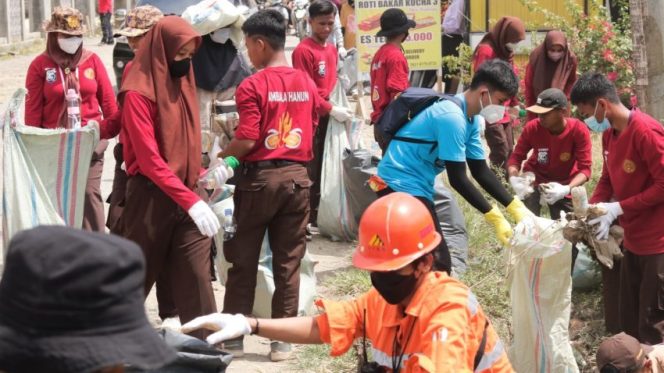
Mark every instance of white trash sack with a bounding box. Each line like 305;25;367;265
211;186;317;318
507;215;579;373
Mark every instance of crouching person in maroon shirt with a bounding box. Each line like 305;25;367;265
216;9;321;361
571;72;664;344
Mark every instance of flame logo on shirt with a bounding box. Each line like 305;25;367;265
265;112;302;150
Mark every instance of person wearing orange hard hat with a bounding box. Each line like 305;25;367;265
182;192;513;371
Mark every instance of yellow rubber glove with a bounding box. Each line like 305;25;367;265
484;206;513;246
506;197;531;223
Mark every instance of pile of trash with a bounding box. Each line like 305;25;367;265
562;186;624;269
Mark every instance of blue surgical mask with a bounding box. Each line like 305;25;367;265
584;102;611;132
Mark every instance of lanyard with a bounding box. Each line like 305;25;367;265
58;67;79;94
391;317;416;372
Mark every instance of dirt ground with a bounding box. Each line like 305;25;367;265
0;35;364;372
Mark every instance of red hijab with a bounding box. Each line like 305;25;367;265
528;30;578;101
477;16;525;63
44;32;92;128
121;16;203;189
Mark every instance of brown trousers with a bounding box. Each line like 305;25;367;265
307;115;329;225
619;250;664;344
484;122;514;178
223;164;311;319
107;143;178;320
602;260;622;334
82;140;108;232
119;174;216;339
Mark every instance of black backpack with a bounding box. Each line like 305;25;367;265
375;87;463;150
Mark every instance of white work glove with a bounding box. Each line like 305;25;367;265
588;202;624;241
338;46;348;59
181;313;252;345
210;163;233;187
540;182;570;205
509;175;534;200
330;105;352;123
187;200;221;238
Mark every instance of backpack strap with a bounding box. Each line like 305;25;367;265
473;320;489;371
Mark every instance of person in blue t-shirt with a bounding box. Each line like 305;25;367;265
376;59;531;273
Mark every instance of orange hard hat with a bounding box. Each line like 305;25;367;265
352;192;441;272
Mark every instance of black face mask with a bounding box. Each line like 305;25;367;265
169;58;191;78
370;270;418;305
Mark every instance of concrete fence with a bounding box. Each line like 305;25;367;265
0;0;133;46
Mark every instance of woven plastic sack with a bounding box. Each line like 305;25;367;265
2;89;97;250
318;82;357;241
211;186;317;318
507;215;579;373
182;0;242;37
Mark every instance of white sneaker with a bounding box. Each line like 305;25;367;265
161;316;181;330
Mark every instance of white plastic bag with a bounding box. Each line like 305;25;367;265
2;89;97;250
182;0;243;40
507;215;579;373
317;82;357;241
211;186;317;318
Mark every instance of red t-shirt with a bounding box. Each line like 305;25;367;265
590;110;664;255
472;44;519;123
121;91;201;211
25;53;117;129
507;117;592;186
234;66;320;163
369;44;409;124
292;37;337;114
524;61;577;120
98;0;112;13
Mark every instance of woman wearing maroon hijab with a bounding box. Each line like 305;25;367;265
524;30;578;120
117;16;219;340
472;16;525;177
24;7;117;232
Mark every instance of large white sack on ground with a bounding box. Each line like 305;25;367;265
211;186;317;318
507;215;579;373
2;89;97;251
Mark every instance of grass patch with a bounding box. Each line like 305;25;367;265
322;267;371;299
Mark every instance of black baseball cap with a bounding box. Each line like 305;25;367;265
376;8;416;38
527;88;568;114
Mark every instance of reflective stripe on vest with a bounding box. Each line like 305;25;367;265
474;339;505;372
371;346;410;370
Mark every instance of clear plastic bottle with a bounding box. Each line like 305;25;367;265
199;156;240;190
222;208;237;241
65;89;81;129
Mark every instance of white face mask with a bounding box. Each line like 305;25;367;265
547;51;564;62
479;92;506;124
58;36;83;55
210;28;231;44
505;42;518;52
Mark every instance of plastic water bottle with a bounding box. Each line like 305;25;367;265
199;156;240;190
65;89;81;129
222;208;236;241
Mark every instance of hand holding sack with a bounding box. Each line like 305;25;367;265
509;174;534;200
188;201;221;237
484;206;513;246
330;105;352;123
181;313;252;345
540;182;570;205
506;198;532;223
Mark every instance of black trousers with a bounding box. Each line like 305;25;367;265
376;187;452;273
100;13;113;43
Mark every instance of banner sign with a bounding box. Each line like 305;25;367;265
355;0;442;73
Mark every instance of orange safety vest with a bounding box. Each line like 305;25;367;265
315;272;514;372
